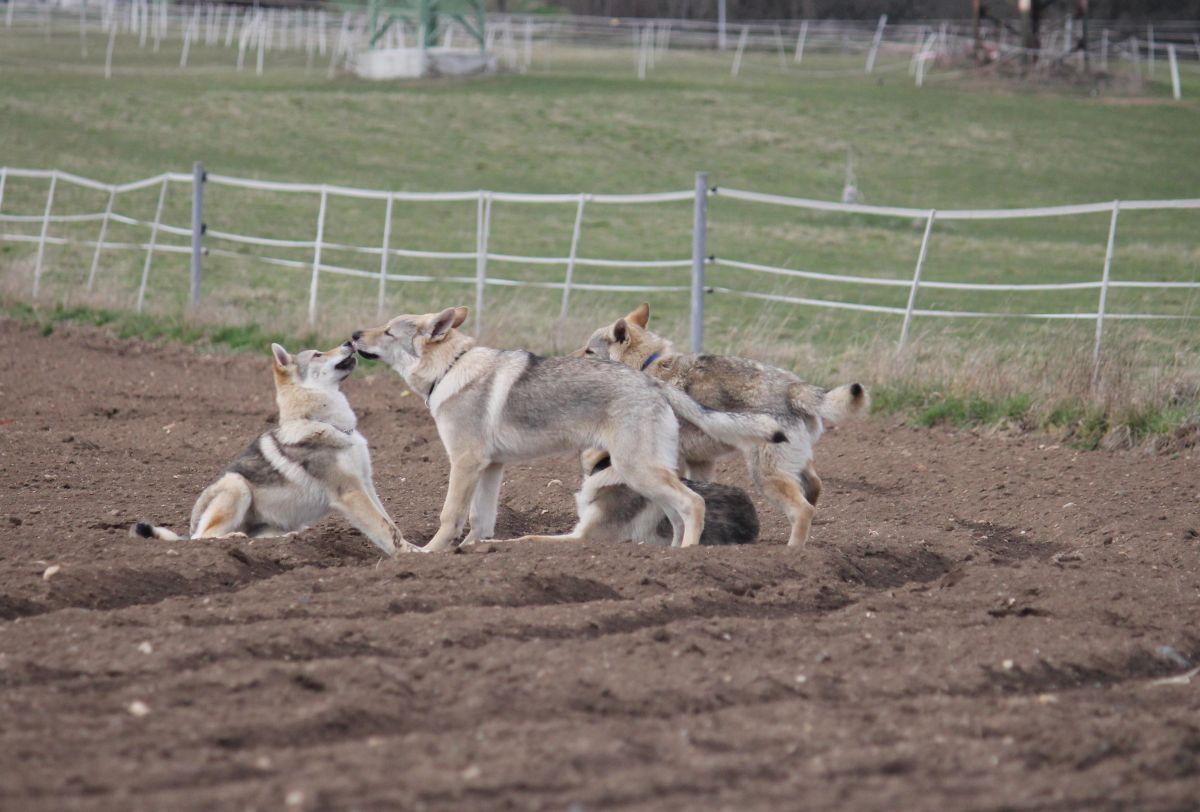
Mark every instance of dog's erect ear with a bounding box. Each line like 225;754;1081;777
612;319;629;344
427;306;468;342
271;343;292;369
626;302;650;329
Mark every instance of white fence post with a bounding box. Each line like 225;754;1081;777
105;24;116;78
1092;201;1120;376
557;193;588;339
898;209;936;350
87;186;116;291
690;172;709;353
1101;28;1108;71
1147;24;1155;77
32;171;59;298
190;161;204;307
307;187;328;327
794;21;808;64
0;166;7;212
135;177;169;312
377;192;393;319
257;12;266;75
474;191;492;337
866;14;887;73
1168;45;1181;100
915;32;936;87
731;25;748;77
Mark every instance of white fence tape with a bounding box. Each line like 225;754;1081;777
1;165;1197;366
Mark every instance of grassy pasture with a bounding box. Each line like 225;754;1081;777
2;25;1199;443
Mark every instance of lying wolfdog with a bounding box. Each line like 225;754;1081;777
511;449;758;546
351;307;783;551
131;342;413;556
579;304;868;548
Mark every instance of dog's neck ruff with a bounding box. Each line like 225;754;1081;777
641;352;661;372
425;348;471;403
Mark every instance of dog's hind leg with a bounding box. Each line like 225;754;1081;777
426;457;486;552
620;465;705;548
463;462;504;544
192;475;252;539
745;444;817;548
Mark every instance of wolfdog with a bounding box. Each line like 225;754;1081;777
351;307;783;551
131;342;413;556
578;303;868;547
511;449;758;546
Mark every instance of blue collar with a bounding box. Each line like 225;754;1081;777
640;352;661;372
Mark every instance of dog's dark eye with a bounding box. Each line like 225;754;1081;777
384;329;394;338
313;353;322;358
585;348;595;356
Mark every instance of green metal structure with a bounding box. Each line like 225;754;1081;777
346;0;487;51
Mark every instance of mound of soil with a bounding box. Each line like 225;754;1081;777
2;320;1198;810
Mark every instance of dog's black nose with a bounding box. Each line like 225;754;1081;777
351;331;362;341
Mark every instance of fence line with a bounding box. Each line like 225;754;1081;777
1;165;1198;368
4;1;1197;92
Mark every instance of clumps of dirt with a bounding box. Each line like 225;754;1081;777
955;518;1060;562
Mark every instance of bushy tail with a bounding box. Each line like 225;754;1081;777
660;386;787;448
815;382;869;425
129;522;185;542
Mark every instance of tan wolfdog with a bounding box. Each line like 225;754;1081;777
578;303;869;547
351;307;784;551
131;342;415;556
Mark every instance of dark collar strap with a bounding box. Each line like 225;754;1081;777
640;352;661;372
426;348;471;402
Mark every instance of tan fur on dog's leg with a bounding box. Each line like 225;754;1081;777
464;462;504;544
193;480;252;539
426;458;485;551
333;489;405;556
761;470;816;548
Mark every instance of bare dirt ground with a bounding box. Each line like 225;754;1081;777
2;319;1199;811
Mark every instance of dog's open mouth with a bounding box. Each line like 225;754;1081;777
356;348;380;360
335;354;357;371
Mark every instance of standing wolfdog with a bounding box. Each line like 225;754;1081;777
578;304;868;548
131;342;413;556
351;307;783;551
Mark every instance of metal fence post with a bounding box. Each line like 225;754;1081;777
1168;45;1181;100
898;209;936;350
794;21;808;63
474;191;491;337
557;193;588;345
190;160;204;307
135;176;169;312
1092;200;1120;380
307;187;328;326
690;172;708;354
866;14;887;73
377;191;393;319
731;25;748;77
32;171;59;298
87;186;116;291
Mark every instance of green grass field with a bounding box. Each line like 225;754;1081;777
2;23;1199;445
